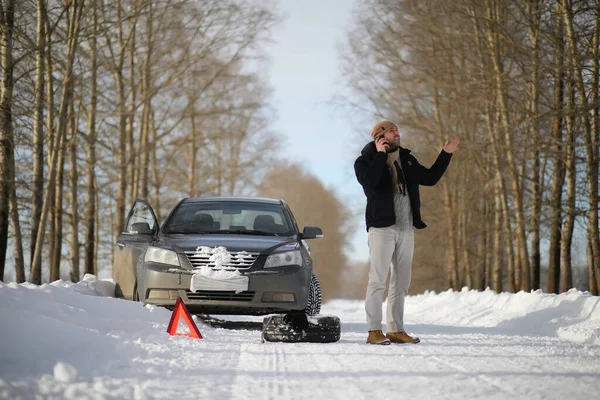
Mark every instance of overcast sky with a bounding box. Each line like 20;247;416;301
266;0;370;262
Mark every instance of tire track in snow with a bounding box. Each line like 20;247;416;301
420;333;600;399
425;353;519;398
229;343;293;400
484;335;600;397
229;342;381;400
418;334;544;399
119;330;248;400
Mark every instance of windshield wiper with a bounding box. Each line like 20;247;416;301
165;229;279;236
165;230;222;235
217;229;279;236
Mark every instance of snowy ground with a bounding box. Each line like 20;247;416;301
1;275;599;400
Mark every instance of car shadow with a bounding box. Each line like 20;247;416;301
196;314;264;331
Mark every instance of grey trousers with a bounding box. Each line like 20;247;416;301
366;226;415;332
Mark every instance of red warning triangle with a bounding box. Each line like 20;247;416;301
166;297;203;339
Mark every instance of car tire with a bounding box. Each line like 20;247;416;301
133;281;140;302
304;273;322;316
114;283;124;298
262;314;340;343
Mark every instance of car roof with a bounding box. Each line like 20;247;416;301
182;196;283;206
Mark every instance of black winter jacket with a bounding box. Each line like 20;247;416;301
354;142;453;231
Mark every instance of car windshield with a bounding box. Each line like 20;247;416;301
163;201;294;236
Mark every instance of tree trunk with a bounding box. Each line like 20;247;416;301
0;0;15;281
485;104;514;291
478;194;488;291
461;197;472;288
37;9;56;285
31;0;47;268
432;84;459;290
84;1;97;277
115;73;127;236
128;26;137;203
188;104;197;196
500;188;516;292
590;4;600;295
114;0;129;238
528;0;542;291
139;1;153;201
443;182;459;290
492;187;502;292
548;0;565;294
560;68;575;292
589;238;598;294
139;101;150;200
486;195;494;290
68;96;79;282
151;109;161;220
50;113;66;282
561;0;600;294
94;188;99;275
10;169;24;282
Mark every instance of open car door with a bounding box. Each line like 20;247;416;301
113;199;158;299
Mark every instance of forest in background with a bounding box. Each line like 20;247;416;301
1;0;599;298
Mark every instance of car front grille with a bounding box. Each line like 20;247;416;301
184;250;259;270
186;290;255;302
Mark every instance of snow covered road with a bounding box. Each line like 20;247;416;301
1;276;599;399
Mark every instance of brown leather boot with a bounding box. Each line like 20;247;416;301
366;330;391;345
386;331;420;344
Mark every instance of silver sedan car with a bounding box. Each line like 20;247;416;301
113;197;323;315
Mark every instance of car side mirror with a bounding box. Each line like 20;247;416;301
129;222;153;235
301;226;323;239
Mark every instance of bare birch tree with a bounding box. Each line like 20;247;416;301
0;0;15;281
526;0;543;290
84;0;98;277
31;0;47;270
561;0;600;294
30;0;85;283
547;0;566;294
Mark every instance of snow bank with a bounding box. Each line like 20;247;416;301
0;275;171;381
406;287;600;345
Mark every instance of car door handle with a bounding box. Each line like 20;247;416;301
117;242;125;249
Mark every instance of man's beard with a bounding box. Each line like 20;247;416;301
386;143;400;152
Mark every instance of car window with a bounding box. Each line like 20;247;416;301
282;202;300;232
126;202;157;233
163;202;294;236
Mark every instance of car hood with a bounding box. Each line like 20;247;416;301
157;234;297;254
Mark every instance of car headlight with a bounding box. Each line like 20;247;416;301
144;247;180;267
264;250;302;268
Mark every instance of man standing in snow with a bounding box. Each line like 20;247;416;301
354;120;459;345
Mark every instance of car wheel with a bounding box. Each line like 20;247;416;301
304;273;321;316
262;314;340;343
114;283;124;298
133;281;140;302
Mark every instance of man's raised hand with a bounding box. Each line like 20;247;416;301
443;136;460;153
